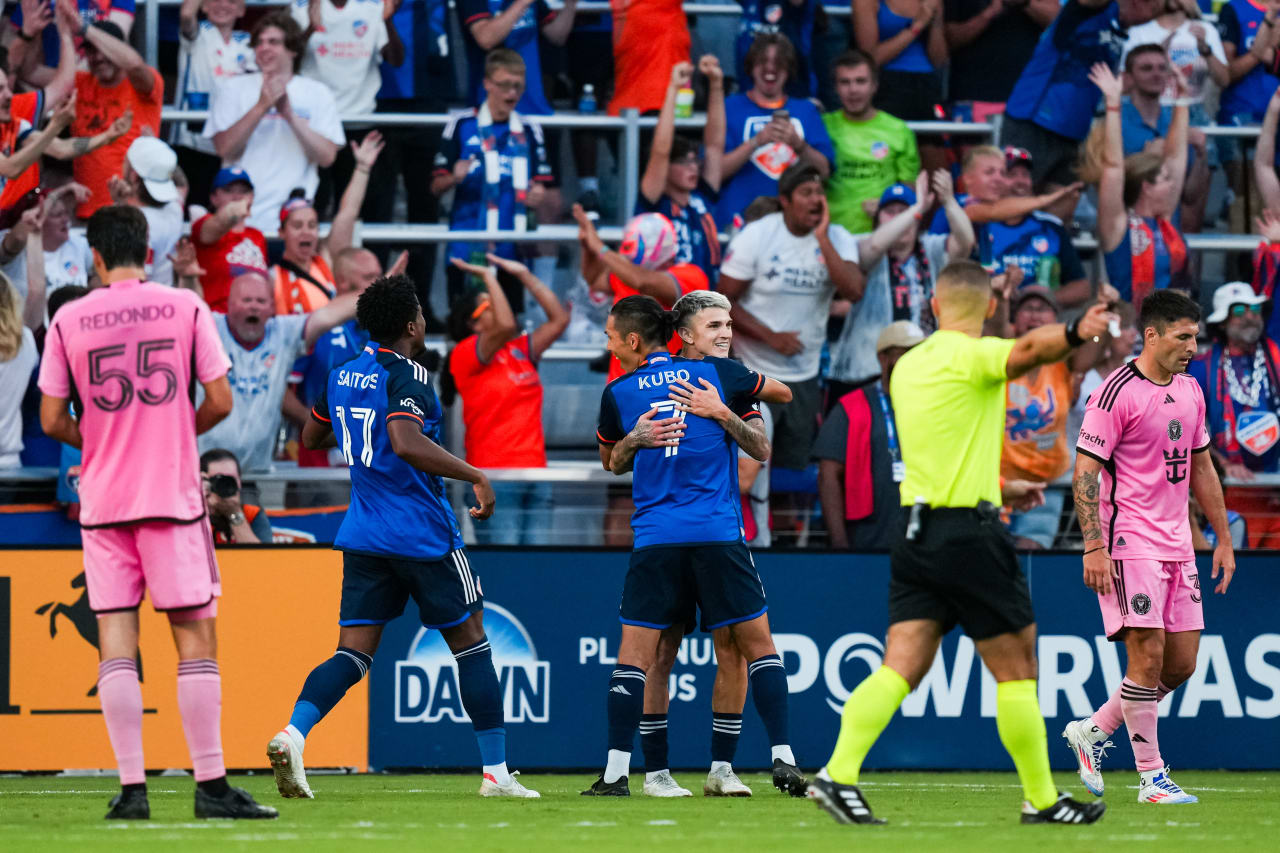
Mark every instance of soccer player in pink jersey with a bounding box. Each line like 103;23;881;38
1067;290;1236;805
37;206;277;821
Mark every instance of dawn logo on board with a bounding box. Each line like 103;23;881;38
395;603;550;724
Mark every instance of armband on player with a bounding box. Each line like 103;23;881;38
1064;316;1085;348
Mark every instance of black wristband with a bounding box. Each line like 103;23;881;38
1083;546;1105;555
17;28;36;42
1064;316;1084;348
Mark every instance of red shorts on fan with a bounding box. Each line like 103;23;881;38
82;520;221;614
1098;558;1204;640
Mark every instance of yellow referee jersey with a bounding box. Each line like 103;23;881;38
888;330;1016;508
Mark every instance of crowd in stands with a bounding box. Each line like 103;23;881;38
2;0;1280;551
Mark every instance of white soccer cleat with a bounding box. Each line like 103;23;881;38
479;770;540;798
1062;718;1111;796
1138;767;1198;804
642;770;693;797
703;764;753;797
266;729;313;799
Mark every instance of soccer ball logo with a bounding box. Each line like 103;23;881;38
1168;419;1182;441
1131;593;1152;615
620;213;678;271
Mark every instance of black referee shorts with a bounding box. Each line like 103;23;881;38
888;507;1035;640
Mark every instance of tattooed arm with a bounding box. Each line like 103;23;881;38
44;110;133;161
668;378;771;462
1074;452;1112;595
606;408;686;475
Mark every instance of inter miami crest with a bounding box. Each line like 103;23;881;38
1131;593;1152;615
1168;419;1182;441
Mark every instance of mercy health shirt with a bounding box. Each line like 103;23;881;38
37;280;231;528
198;313;309;471
450;333;546;468
291;0;389;116
203;74;346;233
719;212;859;381
1076;362;1210;561
312;344;464;560
597;352;765;548
718;94;834;223
1005;0;1129;141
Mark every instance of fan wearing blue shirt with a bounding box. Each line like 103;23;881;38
583;295;806;798
431;49;555;312
735;0;819;99
270;275;542;801
717;32;833;226
1002;0;1161;220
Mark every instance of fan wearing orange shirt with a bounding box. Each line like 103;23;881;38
67;7;164;219
443;252;570;545
574;205;710;381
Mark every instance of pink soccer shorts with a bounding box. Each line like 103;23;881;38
1098;558;1204;639
82;520;221;615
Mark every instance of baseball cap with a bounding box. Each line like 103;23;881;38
1012;284;1060;315
1005;146;1034;171
125;137;179;204
212;167;254;191
877;183;917;212
1207;281;1269;323
876;320;926;354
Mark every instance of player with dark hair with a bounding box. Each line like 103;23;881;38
267;275;539;800
1065;290;1235;805
809;260;1115;826
584;294;804;798
38;204;276;820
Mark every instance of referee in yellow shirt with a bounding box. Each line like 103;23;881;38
809;260;1116;826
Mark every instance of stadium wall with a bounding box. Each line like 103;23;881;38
1;549;1276;772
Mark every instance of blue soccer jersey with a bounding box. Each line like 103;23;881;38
597;353;766;549
312;345;464;560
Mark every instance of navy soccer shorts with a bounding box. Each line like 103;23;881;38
621;541;767;631
339;549;483;630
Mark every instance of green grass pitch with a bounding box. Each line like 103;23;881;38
1;771;1273;852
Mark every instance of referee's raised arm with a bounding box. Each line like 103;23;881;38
1006;301;1116;380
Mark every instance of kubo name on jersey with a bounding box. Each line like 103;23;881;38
636;368;691;390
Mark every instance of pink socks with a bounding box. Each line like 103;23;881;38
177;659;226;782
98;658;145;785
1090;678;1172;737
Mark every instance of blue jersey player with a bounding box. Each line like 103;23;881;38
582;295;807;798
266;276;539;800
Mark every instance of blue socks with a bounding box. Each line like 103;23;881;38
748;654;790;751
607;665;646;752
639;713;668;772
711;712;743;764
453;637;506;766
290;647;371;738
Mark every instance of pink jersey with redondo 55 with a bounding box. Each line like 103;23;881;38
1076;363;1211;562
38;280;231;528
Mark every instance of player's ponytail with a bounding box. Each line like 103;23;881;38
611;295;675;347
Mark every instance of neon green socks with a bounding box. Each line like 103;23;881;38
825;666;910;785
996;679;1058;810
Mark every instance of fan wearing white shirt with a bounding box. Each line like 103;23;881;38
717;162;865;471
205;10;345;233
174;0;257;209
292;0;404;221
40;184;97;295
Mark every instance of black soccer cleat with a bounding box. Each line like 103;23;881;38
194;786;280;819
1020;792;1107;825
772;758;808;797
807;773;886;825
105;788;150;820
580;774;630;796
